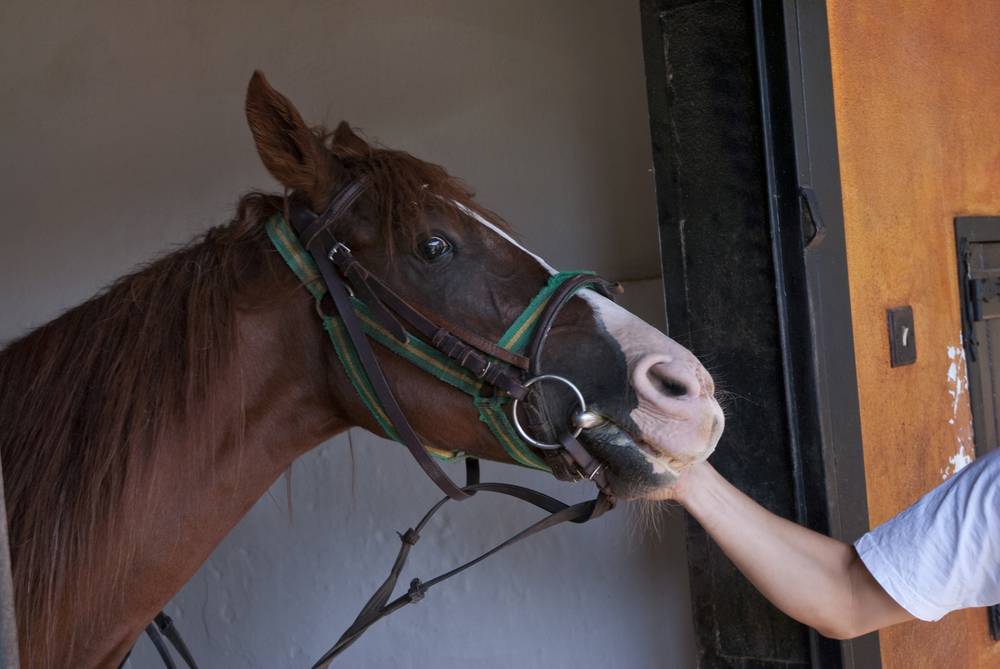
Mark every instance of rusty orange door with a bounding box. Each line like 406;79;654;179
828;2;1000;667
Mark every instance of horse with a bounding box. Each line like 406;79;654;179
0;71;724;668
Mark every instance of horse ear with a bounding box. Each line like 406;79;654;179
245;71;339;208
332;121;370;157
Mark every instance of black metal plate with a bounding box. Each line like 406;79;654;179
887;306;917;367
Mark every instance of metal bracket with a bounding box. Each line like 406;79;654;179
800;186;827;249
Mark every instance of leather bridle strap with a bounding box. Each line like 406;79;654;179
311;483;614;668
116;613;199;669
299;178;530;374
525;273;622;374
512;272;621;487
152;613;199;669
301;213;472;501
326;244;531;399
356;272;529;370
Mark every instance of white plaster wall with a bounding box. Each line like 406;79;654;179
0;1;696;667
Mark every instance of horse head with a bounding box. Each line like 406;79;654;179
246;72;724;499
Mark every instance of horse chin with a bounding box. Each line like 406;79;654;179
577;422;683;500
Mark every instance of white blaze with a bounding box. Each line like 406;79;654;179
453;201;558;275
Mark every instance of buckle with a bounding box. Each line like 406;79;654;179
406;578;426;603
328;242;352;261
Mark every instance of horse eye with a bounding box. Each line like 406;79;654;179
419;236;452;262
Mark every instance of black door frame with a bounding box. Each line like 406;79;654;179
640;1;878;666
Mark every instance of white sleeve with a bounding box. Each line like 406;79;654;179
853;448;1000;622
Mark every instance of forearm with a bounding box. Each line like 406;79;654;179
671;462;906;639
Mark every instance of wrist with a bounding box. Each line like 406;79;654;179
671;459;719;510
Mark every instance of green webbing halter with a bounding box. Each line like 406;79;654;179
267;214;598;472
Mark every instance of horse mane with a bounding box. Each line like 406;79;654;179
0;192;279;661
0;127;494;663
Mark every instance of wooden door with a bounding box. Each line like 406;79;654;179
827;3;1000;667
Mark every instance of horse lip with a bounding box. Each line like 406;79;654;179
578;417;682;477
626;436;685;476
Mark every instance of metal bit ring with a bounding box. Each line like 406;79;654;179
511;374;588;449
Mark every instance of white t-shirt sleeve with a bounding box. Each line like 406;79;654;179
853;448;1000;622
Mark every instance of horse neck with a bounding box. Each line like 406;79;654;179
67;279;348;666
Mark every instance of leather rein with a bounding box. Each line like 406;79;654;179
131;177;621;668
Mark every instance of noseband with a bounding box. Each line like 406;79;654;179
132;178;623;668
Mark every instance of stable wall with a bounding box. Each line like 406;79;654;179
0;1;694;668
827;2;1000;667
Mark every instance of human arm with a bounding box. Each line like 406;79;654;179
648;461;912;639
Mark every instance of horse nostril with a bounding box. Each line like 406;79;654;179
648;363;693;399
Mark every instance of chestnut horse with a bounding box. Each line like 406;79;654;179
0;72;724;667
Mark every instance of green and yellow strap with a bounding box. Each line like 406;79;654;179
267;213;595;471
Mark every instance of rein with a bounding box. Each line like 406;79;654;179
133;179;623;668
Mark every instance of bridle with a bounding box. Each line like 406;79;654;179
131;176;624;668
